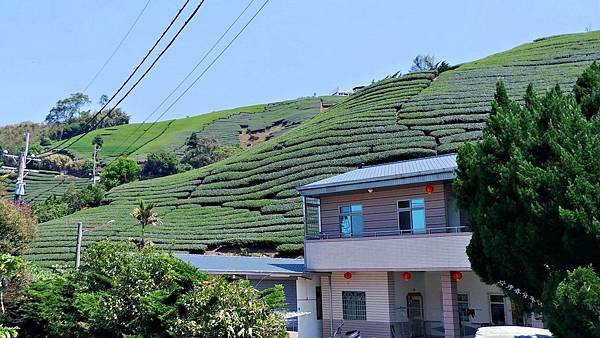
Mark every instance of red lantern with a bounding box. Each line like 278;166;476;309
402;272;412;281
451;271;463;280
344;272;352;280
425;184;434;194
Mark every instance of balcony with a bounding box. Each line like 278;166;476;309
308;225;471;240
303;226;473;272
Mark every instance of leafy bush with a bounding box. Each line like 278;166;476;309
141;152;182;179
543;266;600;338
181;137;240;169
31;196;70;223
0;200;37;255
9;241;286;338
100;157;139;190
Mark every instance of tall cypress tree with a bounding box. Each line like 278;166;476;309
455;64;600;336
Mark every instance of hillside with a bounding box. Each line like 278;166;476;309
29;31;600;266
58;96;343;162
3;170;89;203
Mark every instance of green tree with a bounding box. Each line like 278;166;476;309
574;61;600;119
45;93;90;125
543;266;600;337
455;64;600;336
9;241;286;338
0;200;37;256
171;278;287;337
0;253;25;315
92;135;103;149
100;157;139;190
130;200;160;247
182;137;240;169
141;152;181;179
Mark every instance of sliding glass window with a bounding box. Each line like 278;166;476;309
339;204;363;237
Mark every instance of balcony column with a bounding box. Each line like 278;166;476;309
441;271;460;338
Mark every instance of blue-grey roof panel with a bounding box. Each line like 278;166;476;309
177;254;305;275
297;153;457;194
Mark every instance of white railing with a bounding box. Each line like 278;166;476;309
306;226;471;240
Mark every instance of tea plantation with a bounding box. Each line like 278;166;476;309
4;170;89;203
29;31;600;266
59;96;337;162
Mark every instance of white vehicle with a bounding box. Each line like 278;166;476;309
475;326;553;338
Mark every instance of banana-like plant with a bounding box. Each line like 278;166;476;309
130;200;161;248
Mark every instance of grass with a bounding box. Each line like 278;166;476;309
29;31;600;266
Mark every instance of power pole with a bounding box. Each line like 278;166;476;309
75;222;83;270
14;132;30;202
92;144;98;186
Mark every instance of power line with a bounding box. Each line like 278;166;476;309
113;0;258;157
42;0;204;158
83;0;152;92
114;0;270;160
44;0;192;155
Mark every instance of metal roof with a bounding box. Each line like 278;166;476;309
177;254;305;276
297;153;457;196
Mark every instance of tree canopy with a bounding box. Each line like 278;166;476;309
7;241;286;338
455;63;600;336
100;157;139;190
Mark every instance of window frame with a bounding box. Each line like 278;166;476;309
397;198;426;233
315;286;323;320
342;291;367;321
303;196;321;239
488;293;507;325
457;292;470;322
339;204;363;237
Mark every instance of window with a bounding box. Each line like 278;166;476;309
458;293;470;322
489;294;506;325
304;197;321;238
339;205;363;237
315;286;323;320
398;198;425;233
342;291;366;320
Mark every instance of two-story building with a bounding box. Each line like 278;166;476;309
297;154;523;338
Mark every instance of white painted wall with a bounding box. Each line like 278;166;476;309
392;271;513;325
296;276;322;338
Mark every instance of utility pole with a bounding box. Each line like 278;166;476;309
75;222;83;270
14;132;30;202
92;144;98;186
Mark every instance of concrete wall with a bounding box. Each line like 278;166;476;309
305;233;472;272
296;276;322;338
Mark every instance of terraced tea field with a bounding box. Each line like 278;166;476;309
30;31;600;266
58;96;340;162
4;170;89;203
398;32;600;153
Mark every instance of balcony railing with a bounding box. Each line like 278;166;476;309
306;225;471;240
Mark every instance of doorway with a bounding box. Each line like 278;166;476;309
407;292;425;337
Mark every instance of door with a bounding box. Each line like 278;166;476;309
407;293;425;337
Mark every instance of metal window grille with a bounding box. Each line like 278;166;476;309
342;291;367;320
458;293;470;322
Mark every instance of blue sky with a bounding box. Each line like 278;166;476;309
1;0;599;125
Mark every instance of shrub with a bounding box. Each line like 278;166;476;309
543;266;600;338
32;196;70;223
0;200;37;255
9;241;286;338
100;157;139;190
141;152;182;179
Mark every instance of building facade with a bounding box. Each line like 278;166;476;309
297;154;525;338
